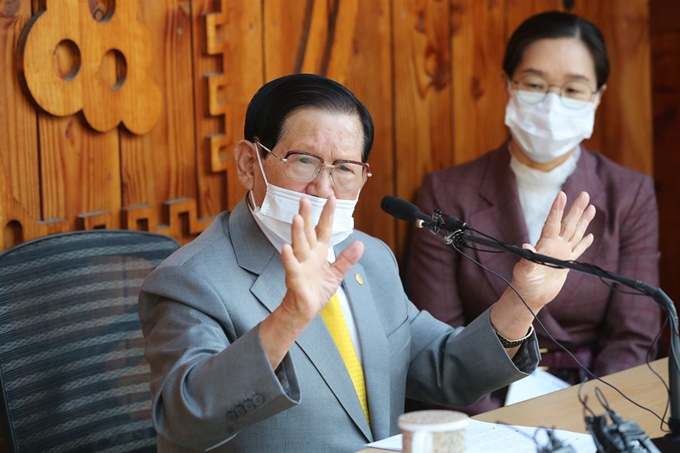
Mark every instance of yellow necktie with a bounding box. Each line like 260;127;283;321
320;293;370;425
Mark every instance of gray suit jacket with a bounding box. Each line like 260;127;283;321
139;198;539;452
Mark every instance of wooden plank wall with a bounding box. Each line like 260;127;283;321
0;0;676;448
651;0;680;354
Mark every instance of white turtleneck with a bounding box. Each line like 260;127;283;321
509;146;581;246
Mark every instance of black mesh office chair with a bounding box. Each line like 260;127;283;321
0;230;180;452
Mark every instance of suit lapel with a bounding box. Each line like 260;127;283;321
341;256;390;441
231;204;374;441
540;149;606;343
469;146;528;299
295;304;374;441
561;149;606;266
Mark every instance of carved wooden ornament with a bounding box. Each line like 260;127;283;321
17;0;162;135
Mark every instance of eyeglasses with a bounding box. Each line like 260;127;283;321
254;141;372;191
511;74;598;110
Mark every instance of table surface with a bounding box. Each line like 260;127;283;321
358;357;671;452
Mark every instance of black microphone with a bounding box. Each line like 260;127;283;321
380;195;433;228
380;195;469;231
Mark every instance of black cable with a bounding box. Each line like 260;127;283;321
451;240;671;432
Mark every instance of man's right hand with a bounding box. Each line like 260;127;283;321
259;195;364;370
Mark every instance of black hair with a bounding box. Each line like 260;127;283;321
244;73;374;162
503;11;609;89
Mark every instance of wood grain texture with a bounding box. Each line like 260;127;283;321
192;0;259;220
262;0;307;78
120;1;197;228
334;0;396;254
505;0;560;38
475;358;669;437
327;0;395;251
393;0;453;264
18;0;162;134
451;0;507;165
262;0;395;251
651;0;680;348
38;114;122;230
0;0;44;249
572;0;653;174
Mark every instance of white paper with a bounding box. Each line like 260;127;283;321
365;419;596;452
505;369;571;406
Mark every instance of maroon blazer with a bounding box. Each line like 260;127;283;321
409;143;661;412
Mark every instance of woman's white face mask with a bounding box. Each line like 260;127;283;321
250;146;358;247
505;90;598;164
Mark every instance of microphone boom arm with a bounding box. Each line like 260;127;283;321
446;228;680;451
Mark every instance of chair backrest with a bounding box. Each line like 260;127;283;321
0;230;180;453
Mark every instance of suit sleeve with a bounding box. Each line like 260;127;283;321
372;237;539;406
409;172;466;327
404;302;539;406
594;175;662;376
138;266;300;451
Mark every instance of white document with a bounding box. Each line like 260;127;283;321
505;369;571;406
365;419;596;452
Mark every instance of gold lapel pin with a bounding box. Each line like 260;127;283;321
355;273;364;285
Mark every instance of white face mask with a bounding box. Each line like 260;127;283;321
505;91;598;163
250;146;358;248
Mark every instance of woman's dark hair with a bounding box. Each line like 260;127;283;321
503;11;609;89
244;73;374;162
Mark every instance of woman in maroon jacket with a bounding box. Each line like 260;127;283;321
409;11;661;414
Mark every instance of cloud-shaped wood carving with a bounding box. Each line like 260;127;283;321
17;0;162;135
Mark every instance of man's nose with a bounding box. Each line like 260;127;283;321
306;165;335;198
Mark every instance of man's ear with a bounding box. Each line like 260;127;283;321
234;140;257;190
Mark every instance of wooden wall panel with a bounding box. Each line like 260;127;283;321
215;0;261;210
393;0;452;262
572;0;653;175
451;0;507;166
38;115;122;230
262;0;307;77
0;0;40;218
262;0;395;250
0;0;50;249
188;0;260;229
341;0;394;250
121;0;196;235
29;0;122;232
651;0;680;341
506;0;561;35
191;0;228;223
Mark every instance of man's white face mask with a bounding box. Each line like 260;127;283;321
250;144;358;247
505;90;598;164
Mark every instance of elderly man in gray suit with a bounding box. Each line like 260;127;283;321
138;73;596;452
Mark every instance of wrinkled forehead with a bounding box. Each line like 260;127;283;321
278;108;364;161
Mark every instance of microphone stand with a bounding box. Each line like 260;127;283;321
437;218;680;452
